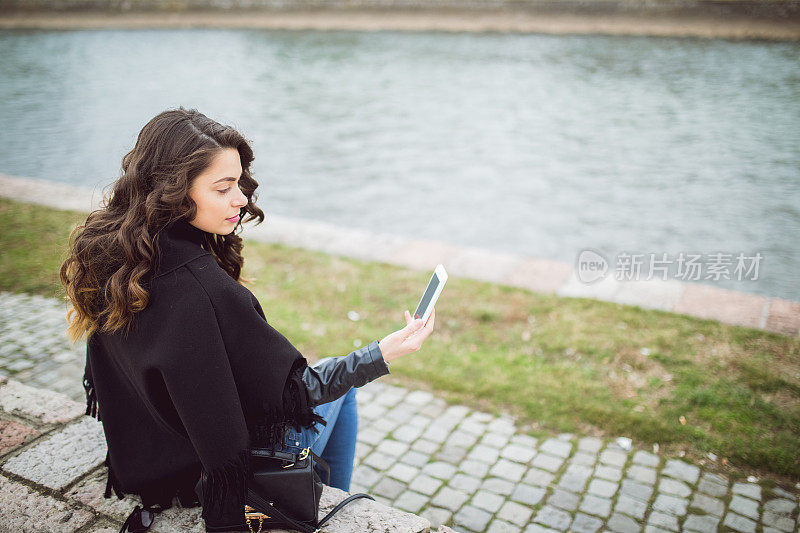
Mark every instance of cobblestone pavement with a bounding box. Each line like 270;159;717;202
1;290;798;533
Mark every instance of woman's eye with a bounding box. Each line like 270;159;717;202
219;188;231;194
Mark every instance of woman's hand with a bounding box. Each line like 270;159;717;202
378;308;436;363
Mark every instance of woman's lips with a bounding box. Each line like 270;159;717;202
226;215;240;222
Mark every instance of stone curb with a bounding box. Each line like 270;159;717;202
2;172;797;338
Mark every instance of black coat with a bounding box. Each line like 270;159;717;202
82;217;382;530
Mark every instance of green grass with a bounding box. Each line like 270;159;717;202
2;196;799;481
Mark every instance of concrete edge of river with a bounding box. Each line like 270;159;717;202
0;6;799;41
0;171;798;338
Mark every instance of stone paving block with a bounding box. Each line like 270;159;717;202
448;430;479;448
534;505;573;531
632;450;659;467
548;488;580;511
0;473;94;532
467;444;500;464
647;510;679;531
599;448;627;468
498;500;534;524
769;487;797;500
411;439;440;455
764;497;797;514
420;506;452;528
471;490;506;513
448;473;482;494
393;490;428;514
2;417;106;490
698;476;728;498
363;450;396;471
524;467;555;487
431;486;471;512
580;494;612;518
0;379;85;425
0;418;39;454
652;493;688;516
723;511;758;533
435;444;468;465
587;478;618;498
453;504;493;532
658;476;691;498
489;458;526;482
558;467;591;493
532;453;564;472
674;284;767;329
386;462;420;483
404;390;435;406
392;424;424;443
487;417;516;435
730;494;760;520
400;450;429;468
628;464;657;485
615;493;648;520
481;477;515;496
377;438;411;458
571;452;597;467
683;513;720;532
595;464;623;482
540;438;572;458
762;509;795;531
357;427;386;446
661;459;700;484
510;434;538;448
408;473;443;496
421;425;451;443
458;459;490;479
764;297;800;336
690;492;724;517
486;519;518;533
577;437;604;454
422;461;458;480
732;482;762;501
500;443;536;463
352;464;382;488
607;512;640;533
481;432;511;448
570;512;604;533
372;476;407;500
511;483;546;506
620;479;654;502
64;467;140;521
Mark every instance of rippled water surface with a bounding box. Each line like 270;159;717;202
1;29;798;299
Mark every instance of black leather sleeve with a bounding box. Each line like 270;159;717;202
300;340;390;408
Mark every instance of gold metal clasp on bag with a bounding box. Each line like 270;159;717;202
282;446;310;469
244;504;270;533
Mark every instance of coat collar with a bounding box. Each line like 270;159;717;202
153;218;212;279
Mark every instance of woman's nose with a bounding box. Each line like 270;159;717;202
233;189;247;207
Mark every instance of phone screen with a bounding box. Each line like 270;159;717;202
414;272;440;320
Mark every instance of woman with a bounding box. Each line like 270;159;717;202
60;107;436;532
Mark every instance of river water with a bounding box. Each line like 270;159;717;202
1;28;798;300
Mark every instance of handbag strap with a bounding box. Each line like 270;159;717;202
247;487;375;532
317;493;375;529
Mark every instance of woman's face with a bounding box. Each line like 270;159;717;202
188;148;248;235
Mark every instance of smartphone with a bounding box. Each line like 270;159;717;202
413;264;448;326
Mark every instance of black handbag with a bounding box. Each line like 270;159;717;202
196;446;375;533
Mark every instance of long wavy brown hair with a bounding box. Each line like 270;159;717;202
60;107;265;343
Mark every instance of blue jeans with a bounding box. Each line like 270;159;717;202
282;387;358;492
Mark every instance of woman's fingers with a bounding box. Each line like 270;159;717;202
404;309;412;325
